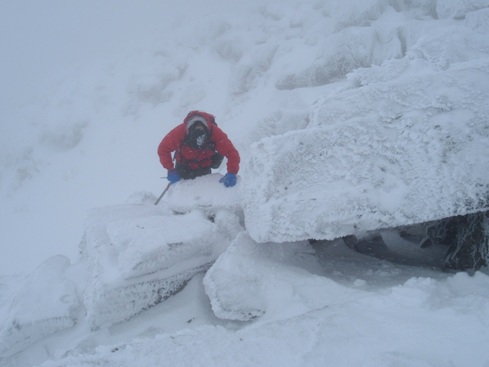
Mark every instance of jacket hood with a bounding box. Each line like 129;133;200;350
184;110;215;130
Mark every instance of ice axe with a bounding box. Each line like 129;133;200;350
154;182;172;205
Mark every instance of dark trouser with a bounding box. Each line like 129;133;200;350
175;163;211;180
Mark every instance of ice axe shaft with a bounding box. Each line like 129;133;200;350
154;183;171;205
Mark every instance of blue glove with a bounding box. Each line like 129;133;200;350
220;173;237;187
167;169;181;184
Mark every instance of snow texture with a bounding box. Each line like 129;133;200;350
0;256;79;358
33;246;489;367
1;0;489;366
243;30;489;243
81;201;242;328
164;174;243;214
204;232;330;321
0;178;244;357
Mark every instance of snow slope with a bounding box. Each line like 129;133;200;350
12;240;489;367
0;256;79;358
1;0;489;366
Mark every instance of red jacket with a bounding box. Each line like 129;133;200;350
158;116;240;174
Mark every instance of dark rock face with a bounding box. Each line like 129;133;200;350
425;211;489;272
339;210;489;273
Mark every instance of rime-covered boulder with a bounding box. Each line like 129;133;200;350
81;186;243;328
242;25;489;245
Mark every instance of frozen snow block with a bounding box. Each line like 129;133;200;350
243;59;489;243
204;232;325;321
163;173;242;213
107;211;223;279
0;256;79;357
82;204;230;280
81;204;240;327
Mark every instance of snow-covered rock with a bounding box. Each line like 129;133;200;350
81;202;242;328
204;232;346;321
163;174;243;214
242;26;489;243
0;256;79;358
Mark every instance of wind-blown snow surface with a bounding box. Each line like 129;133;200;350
1;0;489;366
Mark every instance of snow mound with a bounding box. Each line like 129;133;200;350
204;232;355;322
0;256;79;358
243;34;489;243
29;271;489;367
275;16;403;90
81;203;242;328
163;173;242;213
437;0;489;19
